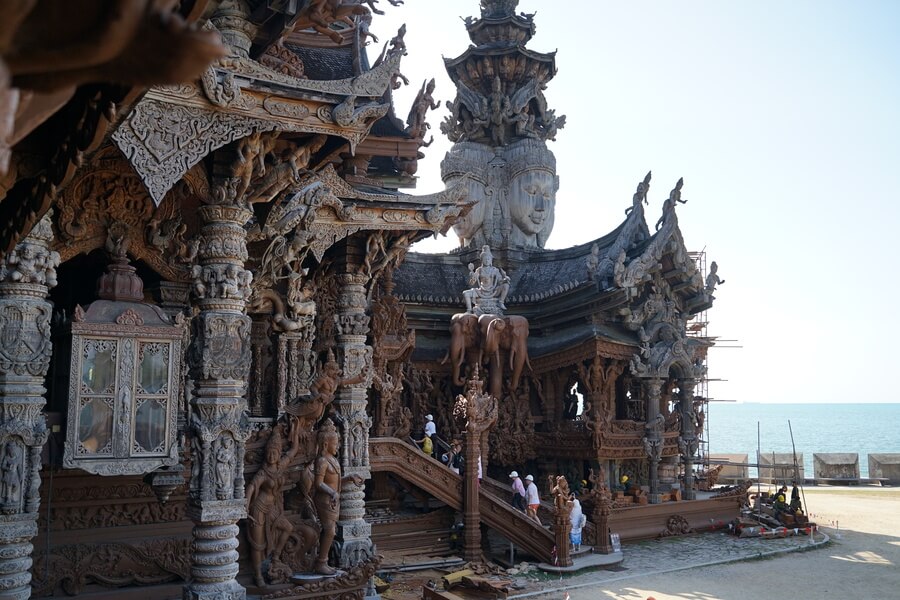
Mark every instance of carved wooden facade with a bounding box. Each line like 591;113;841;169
0;2;469;599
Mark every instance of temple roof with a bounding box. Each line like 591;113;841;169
394;210;638;307
287;44;357;80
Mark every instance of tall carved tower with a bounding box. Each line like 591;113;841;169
440;0;565;251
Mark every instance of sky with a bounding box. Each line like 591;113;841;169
366;0;900;404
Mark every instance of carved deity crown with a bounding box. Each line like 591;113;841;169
440;142;495;182
266;425;284;456
317;418;339;445
504;138;556;178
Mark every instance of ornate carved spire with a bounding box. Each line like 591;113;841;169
480;0;519;18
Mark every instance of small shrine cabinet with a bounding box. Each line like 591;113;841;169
62;255;185;476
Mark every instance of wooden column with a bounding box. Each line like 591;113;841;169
642;378;663;504
679;378;699;501
455;374;497;562
333;268;376;568
0;213;57;600
184;192;253;600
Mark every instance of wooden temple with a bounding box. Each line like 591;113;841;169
0;1;741;599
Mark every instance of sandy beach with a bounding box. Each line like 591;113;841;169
536;486;900;600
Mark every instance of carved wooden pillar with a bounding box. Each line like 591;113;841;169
551;483;573;567
455;374;497;563
642;378;663;504
0;212;57;600
333;271;375;568
678;378;699;501
211;0;257;59
274;317;316;415
184;199;253;600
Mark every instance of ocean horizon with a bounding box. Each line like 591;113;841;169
705;402;900;479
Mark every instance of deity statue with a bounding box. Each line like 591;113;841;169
655;177;686;231
1;440;23;509
463;245;510;315
214;435;236;500
245;419;303;587
705;261;724;294
311;419;345;575
625;171;651;215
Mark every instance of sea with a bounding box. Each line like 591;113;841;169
705;402;900;479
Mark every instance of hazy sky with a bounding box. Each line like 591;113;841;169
368;1;900;404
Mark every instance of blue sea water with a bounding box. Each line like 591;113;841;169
705;403;900;479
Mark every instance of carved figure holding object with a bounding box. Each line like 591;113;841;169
626;171;652;215
705;261;724;294
655;177;686;230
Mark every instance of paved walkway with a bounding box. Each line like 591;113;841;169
509;528;829;598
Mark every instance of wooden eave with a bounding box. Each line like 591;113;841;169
354;134;420;160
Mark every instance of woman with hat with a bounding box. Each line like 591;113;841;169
509;471;526;511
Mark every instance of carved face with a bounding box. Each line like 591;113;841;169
451;177;488;243
325;434;339;456
508;168;556;246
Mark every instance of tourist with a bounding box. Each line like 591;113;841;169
414;432;433;456
424;413;436;438
569;492;586;552
448;440;463;474
415;414;436;457
524;474;541;524
509;471;526;511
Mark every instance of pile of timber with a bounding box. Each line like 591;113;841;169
421;568;513;599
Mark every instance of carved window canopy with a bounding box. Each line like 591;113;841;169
63;299;184;476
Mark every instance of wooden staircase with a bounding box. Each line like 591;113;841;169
369;437;556;563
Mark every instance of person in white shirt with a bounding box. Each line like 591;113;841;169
524;474;541;524
424;414;436;437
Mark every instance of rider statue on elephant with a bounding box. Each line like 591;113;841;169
463;245;510;316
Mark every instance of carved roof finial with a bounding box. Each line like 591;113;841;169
480;0;519;18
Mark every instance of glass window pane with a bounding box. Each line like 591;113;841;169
133;399;167;454
81;340;116;394
138;342;169;395
77;398;113;455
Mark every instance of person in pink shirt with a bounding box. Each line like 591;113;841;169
509;471;526;511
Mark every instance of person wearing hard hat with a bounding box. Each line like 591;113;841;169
509;471;526;512
524;474;541;524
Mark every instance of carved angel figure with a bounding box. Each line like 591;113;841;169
285;352;366;430
246;135;327;206
406;78;440;140
655;177;686;231
705;261;725;294
626;171;652;215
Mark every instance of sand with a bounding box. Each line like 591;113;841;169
550;486;900;600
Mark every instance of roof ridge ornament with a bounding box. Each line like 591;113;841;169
480;0;519;18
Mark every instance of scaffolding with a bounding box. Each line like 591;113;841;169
686;250;712;465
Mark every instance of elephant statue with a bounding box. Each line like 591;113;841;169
479;314;532;399
443;312;480;386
